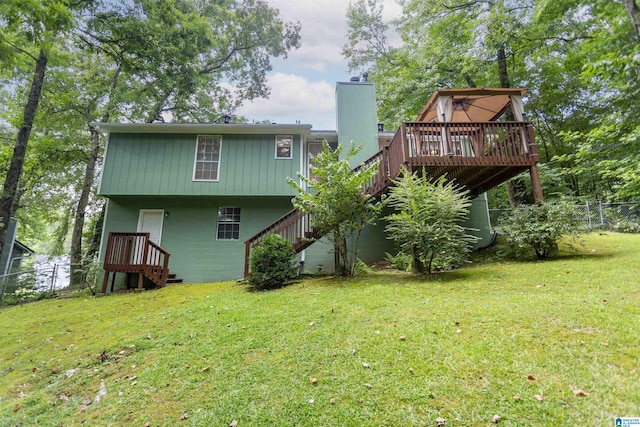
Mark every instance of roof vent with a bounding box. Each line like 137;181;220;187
223;115;232;124
377;122;384;132
362;72;369;82
350;76;360;82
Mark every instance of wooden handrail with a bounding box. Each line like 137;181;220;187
243;120;539;278
102;232;171;291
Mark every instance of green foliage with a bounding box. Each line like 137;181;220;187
384;251;411;271
500;200;583;259
343;0;640;203
248;234;297;291
288;142;382;276
385;169;478;274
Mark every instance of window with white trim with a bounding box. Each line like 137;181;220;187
193;135;221;181
275;135;293;159
217;207;240;240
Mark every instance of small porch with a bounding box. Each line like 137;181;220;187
101;232;178;293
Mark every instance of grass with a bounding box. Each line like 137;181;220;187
0;232;639;426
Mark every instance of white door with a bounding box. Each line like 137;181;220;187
137;210;164;245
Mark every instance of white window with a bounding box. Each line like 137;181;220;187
193;135;221;181
275;135;293;159
217;207;241;240
307;142;323;181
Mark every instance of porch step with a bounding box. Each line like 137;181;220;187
166;272;183;284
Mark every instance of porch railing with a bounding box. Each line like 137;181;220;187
102;232;170;291
401;121;537;164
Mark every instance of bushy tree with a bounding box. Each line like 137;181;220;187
288;142;381;276
500;200;583;259
385;169;478;274
248;234;297;291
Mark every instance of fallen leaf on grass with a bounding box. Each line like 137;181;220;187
455;329;462;333
399;336;406;341
513;395;521;401
308;399;314;404
229;421;238;427
362;362;370;368
527;375;535;381
59;393;69;401
201;366;210;373
409;368;414;374
534;394;544;401
13;404;20;412
364;383;372;389
308;322;315;326
180;413;189;420
309;377;317;384
436;417;446;425
491;414;501;423
330;398;336;404
144;422;150;427
573;389;588;397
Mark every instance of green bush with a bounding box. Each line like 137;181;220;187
384;252;411;271
500;200;583;259
385;170;478;274
248;234;298;291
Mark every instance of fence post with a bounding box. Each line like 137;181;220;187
599;202;604;228
586;202;592;229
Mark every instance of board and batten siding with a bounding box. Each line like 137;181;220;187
100;196;296;284
99;133;302;196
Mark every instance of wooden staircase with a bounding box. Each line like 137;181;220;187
244;120;542;277
102;232;177;293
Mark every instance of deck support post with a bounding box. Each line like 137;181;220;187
530;164;544;203
101;271;109;294
137;272;144;290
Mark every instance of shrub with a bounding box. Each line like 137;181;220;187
500;200;583;259
248;234;298;291
384;252;411;271
385;170;478;274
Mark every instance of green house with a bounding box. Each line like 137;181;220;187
96;81;541;292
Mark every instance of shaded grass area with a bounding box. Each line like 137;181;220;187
0;233;638;426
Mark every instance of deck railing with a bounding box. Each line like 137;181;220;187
102;232;170;291
402;121;537;164
243;120;538;277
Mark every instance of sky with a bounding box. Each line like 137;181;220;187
236;0;402;130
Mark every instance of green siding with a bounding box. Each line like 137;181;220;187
100;133;301;196
336;82;379;166
100;196;294;287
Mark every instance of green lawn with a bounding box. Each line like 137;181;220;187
0;233;638;426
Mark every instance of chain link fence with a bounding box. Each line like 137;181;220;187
0;263;95;306
489;201;640;233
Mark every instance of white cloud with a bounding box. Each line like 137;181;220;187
238;73;336;129
268;0;402;73
234;1;404;129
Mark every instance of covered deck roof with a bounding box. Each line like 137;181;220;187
416;87;528;123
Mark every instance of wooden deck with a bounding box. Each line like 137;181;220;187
101;232;171;293
244;120;542;277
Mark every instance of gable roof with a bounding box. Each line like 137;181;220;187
14;240;35;255
416;88;528;123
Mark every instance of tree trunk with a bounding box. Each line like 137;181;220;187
69;67;120;286
625;0;640;41
0;49;48;254
85;202;105;262
69;127;101;285
497;44;525;207
411;246;424;274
